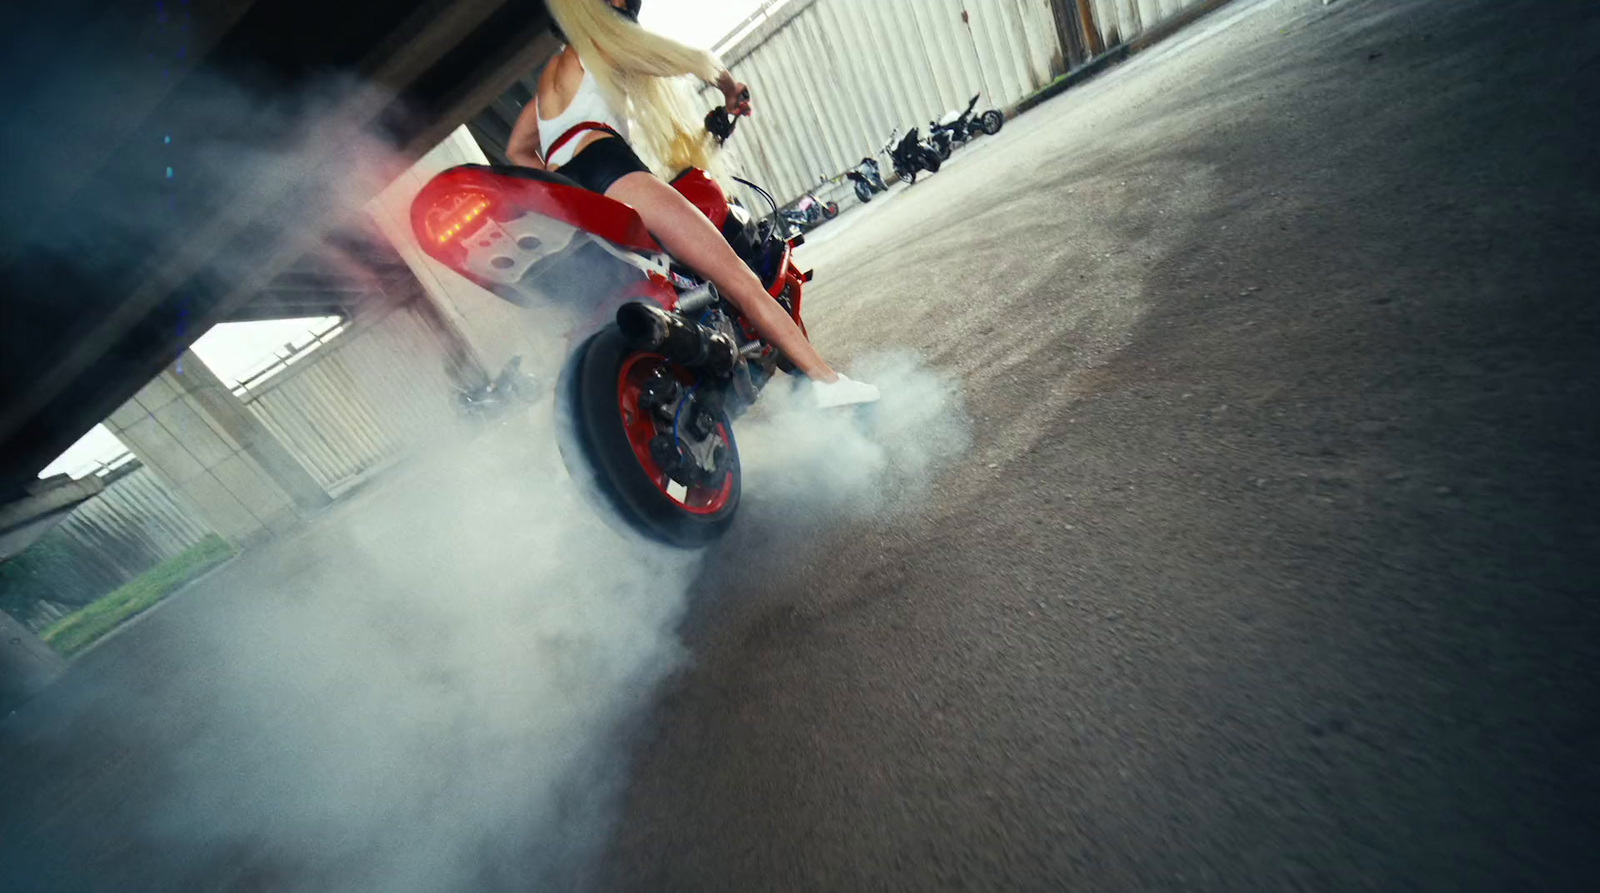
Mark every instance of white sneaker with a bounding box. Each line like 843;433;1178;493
812;374;881;409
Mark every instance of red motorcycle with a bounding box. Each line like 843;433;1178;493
409;110;810;546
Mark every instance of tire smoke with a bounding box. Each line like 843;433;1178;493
1;12;970;881
137;352;969;892
739;352;973;525
144;404;700;892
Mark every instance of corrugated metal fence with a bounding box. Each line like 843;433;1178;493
1090;0;1210;48
4;461;217;630
3;304;461;631
56;463;215;584
707;0;1212;207
239;303;460;495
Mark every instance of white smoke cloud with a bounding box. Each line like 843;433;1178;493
739;352;973;524
146;400;701;892
2;26;971;883
137;350;968;892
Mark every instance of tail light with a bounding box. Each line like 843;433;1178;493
412;164;665;274
421;192;492;246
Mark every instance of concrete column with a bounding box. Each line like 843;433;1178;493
1;609;64;716
103;351;329;546
367;126;567;385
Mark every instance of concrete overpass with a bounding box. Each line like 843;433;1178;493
0;0;561;507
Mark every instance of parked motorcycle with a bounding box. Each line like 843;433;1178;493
929;94;1006;159
845;156;889;203
780;191;839;234
888;127;942;184
928;95;977;159
456;355;538;421
973;103;1005;138
411;103;814;546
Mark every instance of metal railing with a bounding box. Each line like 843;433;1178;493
230;320;348;397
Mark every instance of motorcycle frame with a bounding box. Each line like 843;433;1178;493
411;162;806;359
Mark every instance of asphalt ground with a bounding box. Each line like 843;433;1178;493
600;0;1600;890
3;0;1597;890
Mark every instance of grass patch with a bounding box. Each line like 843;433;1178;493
41;534;236;657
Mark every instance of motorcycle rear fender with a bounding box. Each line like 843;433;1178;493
411;163;682;331
412;164;664;274
412;163;783;345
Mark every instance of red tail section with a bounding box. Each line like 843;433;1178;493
411;165;663;275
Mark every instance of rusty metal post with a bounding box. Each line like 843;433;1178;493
1046;0;1089;69
1077;0;1106;57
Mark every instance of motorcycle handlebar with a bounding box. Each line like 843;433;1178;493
705;88;752;145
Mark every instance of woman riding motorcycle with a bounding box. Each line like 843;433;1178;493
506;0;879;408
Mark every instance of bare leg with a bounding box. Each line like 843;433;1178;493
605;171;840;383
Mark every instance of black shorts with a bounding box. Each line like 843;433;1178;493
555;136;651;195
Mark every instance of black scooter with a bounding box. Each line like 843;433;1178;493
889;127;942;184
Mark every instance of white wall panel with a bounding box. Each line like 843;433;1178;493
239;305;459;495
706;0;1208;207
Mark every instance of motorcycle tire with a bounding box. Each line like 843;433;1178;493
856;181;873;203
982;110;1004;135
935;140;951;161
920;147;942;173
824;202;839;218
898;164;917;185
570;326;740;547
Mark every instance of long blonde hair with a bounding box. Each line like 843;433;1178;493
545;0;726;176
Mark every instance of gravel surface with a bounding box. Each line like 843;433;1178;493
3;1;1596;891
600;0;1600;889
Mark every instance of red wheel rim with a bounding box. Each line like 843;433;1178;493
616;353;735;515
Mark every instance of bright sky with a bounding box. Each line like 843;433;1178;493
40;2;769;481
192;317;342;387
639;0;774;49
39;425;128;480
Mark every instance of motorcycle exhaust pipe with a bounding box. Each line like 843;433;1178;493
616;301;737;376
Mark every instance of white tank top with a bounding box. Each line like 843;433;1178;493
537;61;631;168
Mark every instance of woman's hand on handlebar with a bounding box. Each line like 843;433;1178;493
717;72;752;117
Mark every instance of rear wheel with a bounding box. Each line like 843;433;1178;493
824;201;840;218
572;327;739;547
982;110;1004;135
